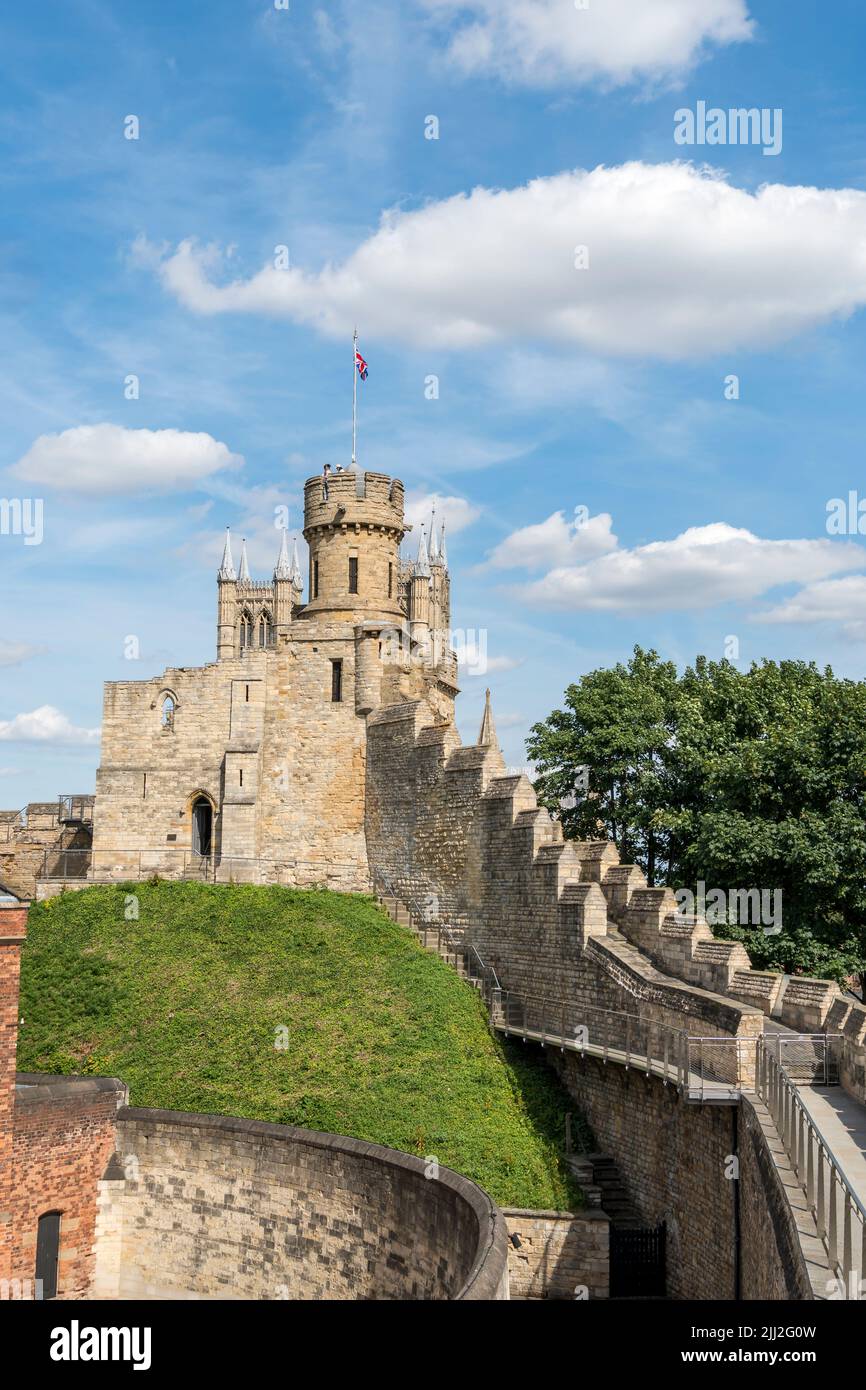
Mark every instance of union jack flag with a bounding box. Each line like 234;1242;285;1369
355;348;369;381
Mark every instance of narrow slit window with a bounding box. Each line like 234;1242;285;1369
331;659;343;703
239;768;243;787
388;562;393;598
314;560;319;599
348;556;358;594
143;773;147;800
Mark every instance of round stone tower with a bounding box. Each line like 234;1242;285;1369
303;470;408;620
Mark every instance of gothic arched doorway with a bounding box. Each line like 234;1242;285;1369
191;796;213;857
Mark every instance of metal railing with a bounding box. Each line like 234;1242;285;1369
372;872;866;1290
493;991;762;1098
0;808;27;844
38;846;366;885
371;872;767;1099
57;795;95;824
757;1035;863;1298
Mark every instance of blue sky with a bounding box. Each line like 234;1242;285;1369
3;0;866;803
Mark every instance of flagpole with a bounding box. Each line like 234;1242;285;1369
352;326;358;469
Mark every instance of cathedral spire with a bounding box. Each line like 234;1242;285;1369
290;535;302;587
274;527;292;579
218;528;236;580
429;504;440;563
415;523;430;578
439;518;448;569
477;688;498;748
238;538;250;584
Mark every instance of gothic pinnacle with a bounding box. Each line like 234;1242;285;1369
274;527;292;579
218;527;236;581
478;687;498;749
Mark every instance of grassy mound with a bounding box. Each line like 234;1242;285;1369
18;882;583;1210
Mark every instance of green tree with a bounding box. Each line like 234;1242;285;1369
674;657;866;990
529;651;866;988
526;646;679;884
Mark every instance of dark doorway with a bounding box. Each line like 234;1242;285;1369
192;797;213;856
609;1222;666;1299
36;1211;61;1299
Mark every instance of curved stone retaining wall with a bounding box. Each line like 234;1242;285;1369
93;1110;509;1301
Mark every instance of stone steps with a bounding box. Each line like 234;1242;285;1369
567;1152;644;1229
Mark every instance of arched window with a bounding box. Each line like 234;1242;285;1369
160;695;175;730
259;612;272;647
239;613;252;650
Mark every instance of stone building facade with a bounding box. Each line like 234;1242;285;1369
89;471;458;891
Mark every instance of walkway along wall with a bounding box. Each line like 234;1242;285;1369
365;699;856;1299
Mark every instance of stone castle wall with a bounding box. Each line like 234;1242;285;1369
502;1207;609;1299
364;696;866;1299
366;697;866;1096
365;700;766;1050
93;1110;509;1301
93;636;370;889
86;471;456;895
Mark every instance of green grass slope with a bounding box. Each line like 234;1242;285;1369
18;882;583;1210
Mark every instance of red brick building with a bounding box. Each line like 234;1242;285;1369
0;901;126;1299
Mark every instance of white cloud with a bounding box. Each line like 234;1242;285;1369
759;576;866;639
422;0;753;88
513;522;866;612
0;706;100;745
11;424;243;496
0;642;41;669
177;481;305;576
486;509;616;569
495;712;528;729
462;655;524;675
147;163;866;360
404;491;480;538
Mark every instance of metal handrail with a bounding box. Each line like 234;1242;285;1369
372;872;865;1292
756;1039;861;1273
39;847;368;883
757;1036;864;1295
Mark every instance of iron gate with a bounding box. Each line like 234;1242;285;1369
609;1222;666;1299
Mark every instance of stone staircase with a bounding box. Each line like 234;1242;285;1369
565;1153;644;1229
378;893;478;986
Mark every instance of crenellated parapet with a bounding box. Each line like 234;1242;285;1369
366;697;768;1055
366;692;866;1101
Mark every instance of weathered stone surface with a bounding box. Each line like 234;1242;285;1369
92;1110;509;1301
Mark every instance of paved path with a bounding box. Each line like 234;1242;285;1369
797;1084;866;1208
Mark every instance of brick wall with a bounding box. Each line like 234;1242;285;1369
1;902;127;1299
94;1110;509;1301
9;1075;127;1298
0;903;27;1284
